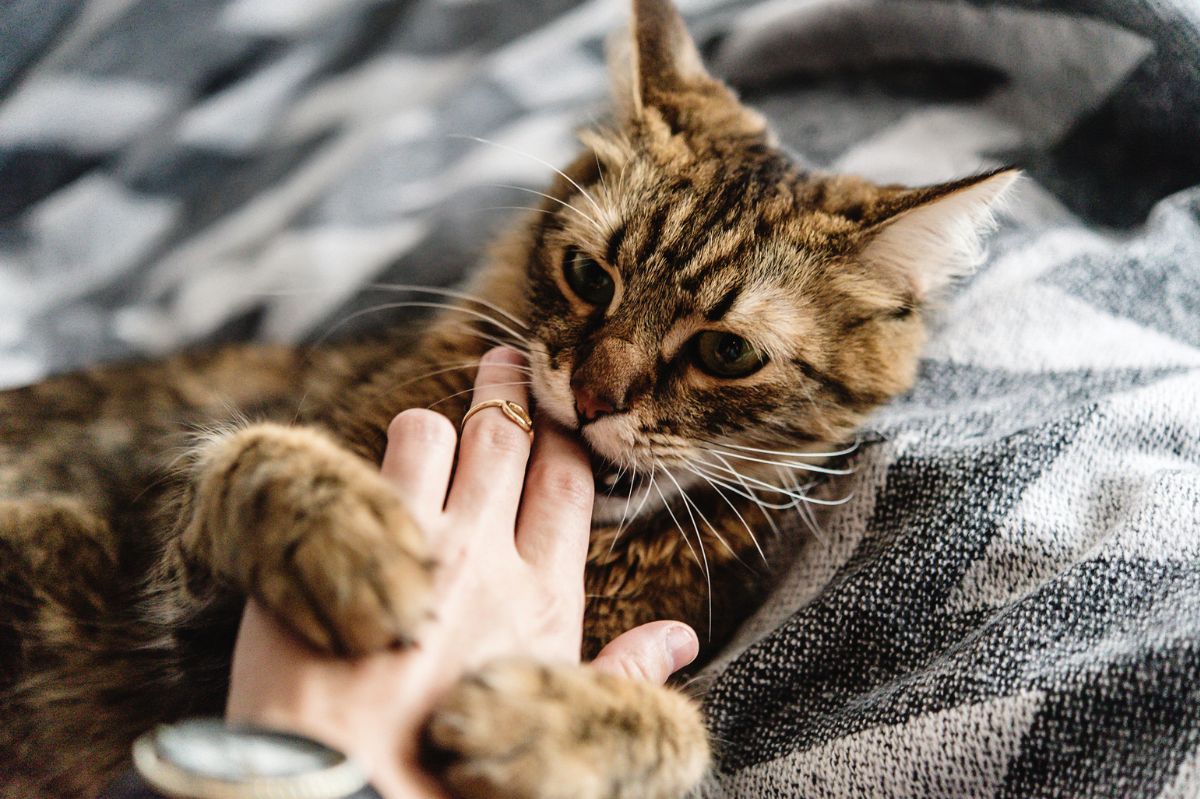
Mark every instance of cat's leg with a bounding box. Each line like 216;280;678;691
424;659;710;799
166;422;433;655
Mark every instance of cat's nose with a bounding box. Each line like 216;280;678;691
569;336;650;423
572;384;616;422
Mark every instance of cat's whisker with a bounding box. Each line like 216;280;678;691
678;463;792;558
435;321;533;355
694;453;855;506
618;464;637;516
605;464;627;500
682;456;767;563
591;150;607;200
697;466;843;508
367;360;520;401
789;491;854;507
356;323;534;403
787;469;829;547
309;299;531;353
701;447;855;475
486;183;604;234
384;301;532;346
579;114;613;203
425;380;534;410
700;438;861;460
461;330;527;353
651;462;712;640
453;134;607;223
617;464;658;539
690;454;804;511
609;464;647;558
307;302;417;350
476;205;557;217
367;282;530;331
777;465;826;544
292;386;315;424
659;463;750;571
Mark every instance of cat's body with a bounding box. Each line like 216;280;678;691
0;274;752;799
0;1;1016;797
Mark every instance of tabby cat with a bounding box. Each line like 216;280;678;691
0;1;1016;797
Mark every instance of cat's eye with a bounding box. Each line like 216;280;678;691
691;331;768;378
563;248;615;307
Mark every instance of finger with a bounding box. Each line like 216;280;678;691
514;418;593;582
380;409;457;529
446;347;533;525
589;621;699;684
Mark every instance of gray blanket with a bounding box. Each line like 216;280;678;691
2;1;1199;796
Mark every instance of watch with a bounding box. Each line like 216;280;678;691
128;718;382;799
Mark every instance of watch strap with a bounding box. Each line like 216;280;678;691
127;722;384;799
102;768;384;799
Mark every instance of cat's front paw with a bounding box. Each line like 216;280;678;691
254;480;431;655
424;660;710;799
191;424;433;655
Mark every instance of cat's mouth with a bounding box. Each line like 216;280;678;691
525;356;666;519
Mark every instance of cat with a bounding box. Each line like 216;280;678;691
0;0;1016;797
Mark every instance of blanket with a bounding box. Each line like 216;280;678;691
2;1;1198;796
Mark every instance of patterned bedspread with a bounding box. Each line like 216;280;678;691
2;1;1199;796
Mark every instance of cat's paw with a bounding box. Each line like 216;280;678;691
424;660;710;799
191;424;433;655
253;476;432;655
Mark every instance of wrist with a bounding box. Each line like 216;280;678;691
226;603;454;798
226;667;435;796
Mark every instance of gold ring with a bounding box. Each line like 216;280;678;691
461;399;534;441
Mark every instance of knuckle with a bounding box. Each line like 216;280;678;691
473;415;530;455
528;462;593;510
388;409;455;447
619;650;662;684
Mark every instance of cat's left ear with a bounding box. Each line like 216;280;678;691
860;168;1020;300
610;0;769;142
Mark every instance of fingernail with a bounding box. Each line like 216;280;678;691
666;625;699;669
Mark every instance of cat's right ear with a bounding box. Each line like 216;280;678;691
609;0;768;142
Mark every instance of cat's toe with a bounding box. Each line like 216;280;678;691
255;480;433;656
424;660;709;799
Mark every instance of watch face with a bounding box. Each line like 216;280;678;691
154;719;344;780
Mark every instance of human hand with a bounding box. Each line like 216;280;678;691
225;347;699;798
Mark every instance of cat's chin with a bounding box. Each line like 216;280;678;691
589;454;709;526
592;479;660;525
587;449;661;525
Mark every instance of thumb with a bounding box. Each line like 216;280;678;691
589;621;699;684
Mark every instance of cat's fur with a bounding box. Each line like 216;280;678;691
0;1;1016;797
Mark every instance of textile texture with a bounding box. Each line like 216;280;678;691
2;0;1199;796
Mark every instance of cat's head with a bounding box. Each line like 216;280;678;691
513;0;1016;523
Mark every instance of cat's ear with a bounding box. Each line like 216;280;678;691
610;0;768;141
626;0;708;111
860;169;1019;300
